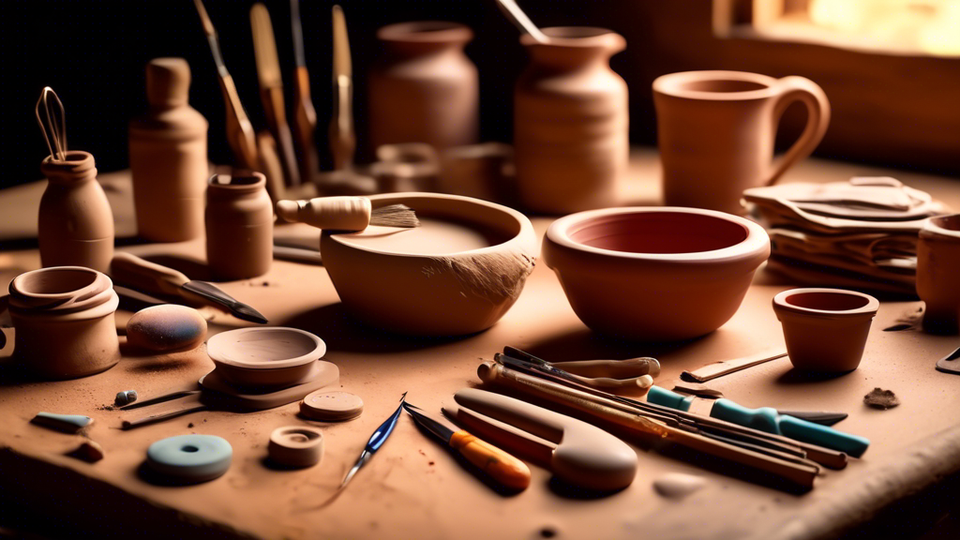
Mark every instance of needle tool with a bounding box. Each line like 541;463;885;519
339;392;407;490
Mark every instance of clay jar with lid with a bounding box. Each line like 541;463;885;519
514;27;628;214
130;58;209;242
773;288;879;373
917;214;960;334
9;266;120;379
38;151;114;273
368;22;478;151
205;172;273;281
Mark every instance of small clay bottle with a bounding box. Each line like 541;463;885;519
368;22;478;151
129;58;209;242
205;171;273;280
514;27;628;214
38;151;114;273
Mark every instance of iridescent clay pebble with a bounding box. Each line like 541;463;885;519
115;390;138;407
268;426;324;468
31;412;94;433
146;434;232;483
300;390;364;422
126;304;207;352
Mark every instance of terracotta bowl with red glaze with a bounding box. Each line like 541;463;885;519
543;207;770;341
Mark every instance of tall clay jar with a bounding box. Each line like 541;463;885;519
9;267;121;379
130;58;209;242
368;22;478;151
917;214;960;334
205;172;273;281
38;151;114;273
514;28;628;214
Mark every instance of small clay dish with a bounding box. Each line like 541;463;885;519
543;207;770;341
773;288;879;373
205;327;326;387
320;192;538;336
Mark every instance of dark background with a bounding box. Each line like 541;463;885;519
3;0;644;188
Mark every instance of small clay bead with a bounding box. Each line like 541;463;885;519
115;390;138;407
268;426;324;468
146;434;232;483
126;304;207;353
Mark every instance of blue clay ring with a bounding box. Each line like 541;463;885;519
146;434;232;482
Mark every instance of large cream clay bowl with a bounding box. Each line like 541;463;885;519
320;193;538;336
543;207;770;341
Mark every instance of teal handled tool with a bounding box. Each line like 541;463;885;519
647;386;870;457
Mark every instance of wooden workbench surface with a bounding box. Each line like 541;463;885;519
2;150;959;539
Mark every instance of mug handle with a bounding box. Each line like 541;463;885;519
764;76;831;186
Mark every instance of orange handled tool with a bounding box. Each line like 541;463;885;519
403;401;530;491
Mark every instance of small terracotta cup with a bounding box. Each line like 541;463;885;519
8;266;121;379
917;214;960;335
773;288;879;373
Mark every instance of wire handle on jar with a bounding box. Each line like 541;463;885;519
35;87;68;162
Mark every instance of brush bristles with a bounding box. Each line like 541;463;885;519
369;204;420;228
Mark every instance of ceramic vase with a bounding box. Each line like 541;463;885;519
38;151;114;273
917;214;960;334
368;22;478;151
773;288;879;372
129;58;209;242
9;266;120;379
514;27;628;214
654;71;830;215
205;172;273;280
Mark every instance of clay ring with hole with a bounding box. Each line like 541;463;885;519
268;426;324;468
146;434;232;483
773;288;879;372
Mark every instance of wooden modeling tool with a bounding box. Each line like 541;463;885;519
290;0;319;185
681;350;789;383
194;0;259;170
110;252;268;324
250;3;300;187
339;393;407;490
403;400;531;491
257;130;288;202
276;196;420;230
503;347;659;395
329;5;356;172
495;0;550;43
447;389;636;491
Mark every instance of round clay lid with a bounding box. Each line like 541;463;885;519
300;390;364;421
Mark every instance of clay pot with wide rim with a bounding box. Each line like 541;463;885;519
514;27;628;214
320;192;538;336
917;214;960;334
368;21;478;151
206;327;326;387
773;288;879;372
9;266;120;379
543;207;770;341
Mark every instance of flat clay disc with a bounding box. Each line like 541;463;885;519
146;434;232;483
300;390;364;422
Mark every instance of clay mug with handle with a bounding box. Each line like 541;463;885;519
654;71;830;215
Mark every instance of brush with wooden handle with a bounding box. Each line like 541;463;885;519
276;197;419;231
193;0;258;170
290;0;319;185
329;5;356;172
250;3;301;187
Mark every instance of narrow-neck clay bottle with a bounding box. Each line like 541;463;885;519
205;172;273;281
38;151;114;273
129;58;209;242
368;22;478;151
514;27;628;214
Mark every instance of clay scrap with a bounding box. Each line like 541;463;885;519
31;412;94;434
653;473;706;499
66;440;105;463
864;388;900;410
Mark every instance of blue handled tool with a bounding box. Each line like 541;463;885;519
647;386;869;457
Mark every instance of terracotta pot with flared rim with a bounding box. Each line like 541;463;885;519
773;288;879;372
654;70;830;215
9;266;120;379
320;192;538;336
515;27;628;214
206;327;326;387
917;214;960;334
543;207;770;341
205;171;273;281
368;21;478;151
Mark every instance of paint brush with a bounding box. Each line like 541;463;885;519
275;196;420;230
329;5;356;172
193;0;259;170
290;0;318;184
250;3;301;187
